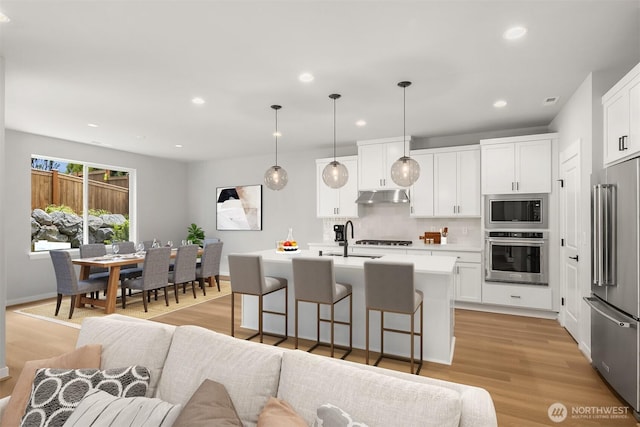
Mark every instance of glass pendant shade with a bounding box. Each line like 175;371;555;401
322;160;349;189
391;155;420;187
264;165;288;191
264;104;288;191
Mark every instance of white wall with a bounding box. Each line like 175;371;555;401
4;130;190;305
0;57;8;378
548;63;637;358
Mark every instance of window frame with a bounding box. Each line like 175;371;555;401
29;154;137;257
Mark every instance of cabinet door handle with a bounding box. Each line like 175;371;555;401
511;182;515;191
453;205;456;214
516;182;519;191
622;135;628;150
569;255;579;262
336;208;339;215
619;137;623;151
510;295;522;299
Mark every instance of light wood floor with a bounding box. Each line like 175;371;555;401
3;293;639;427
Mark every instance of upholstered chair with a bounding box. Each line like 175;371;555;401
195;241;223;294
168;244;198;302
121;247;171;312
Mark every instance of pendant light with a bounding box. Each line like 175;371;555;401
390;81;420;187
322;93;349;189
264;105;288;191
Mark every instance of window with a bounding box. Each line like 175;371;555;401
30;156;134;251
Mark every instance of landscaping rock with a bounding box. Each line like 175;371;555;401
50;211;83;236
95;227;114;242
101;214;126;227
88;215;104;232
31;217;41;236
32;208;53;226
36;225;69;242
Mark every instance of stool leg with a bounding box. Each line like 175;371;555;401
380;311;385;360
295;300;299;349
284;286;288;339
316;303;320;346
259;295;264;343
410;311;415;374
231;292;235;337
349;294;353;351
420;302;424;365
365;308;370;365
330;303;335;358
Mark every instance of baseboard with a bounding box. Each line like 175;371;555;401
455;301;559;320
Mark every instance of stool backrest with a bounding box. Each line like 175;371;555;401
292;257;336;304
364;261;415;313
228;254;265;295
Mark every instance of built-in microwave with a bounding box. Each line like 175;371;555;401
485;194;548;229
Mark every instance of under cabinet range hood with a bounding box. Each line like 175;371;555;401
355;189;410;204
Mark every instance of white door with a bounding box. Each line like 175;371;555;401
409;153;434;216
559;141;581;341
337;158;359;217
358;143;385;190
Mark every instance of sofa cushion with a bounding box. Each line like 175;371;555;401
0;344;102;427
62;389;180;427
157;325;283;426
75;316;175;397
277;350;462;427
172;379;242;427
257;397;306;427
21;366;149;427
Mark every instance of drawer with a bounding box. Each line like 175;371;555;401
482;282;553;310
435;250;481;263
351;247;407;256
405;249;432;256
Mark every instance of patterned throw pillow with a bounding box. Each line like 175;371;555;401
62;389;180;426
313;403;369;427
20;366;150;427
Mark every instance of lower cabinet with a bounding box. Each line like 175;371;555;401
455;262;482;303
482;282;553;310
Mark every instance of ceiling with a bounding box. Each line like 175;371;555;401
1;1;639;163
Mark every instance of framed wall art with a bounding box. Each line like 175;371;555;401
216;185;262;231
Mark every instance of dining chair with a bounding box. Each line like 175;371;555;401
228;254;288;345
78;244;110;280
121;247;171;312
49;250;108;319
195;241;223;294
168;244;198;302
291;257;352;359
364;261;423;374
116;241;144;280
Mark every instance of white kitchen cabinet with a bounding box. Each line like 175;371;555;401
437;250;482;303
433;146;480;217
409;152;434;217
357;137;409;190
482;282;553;310
603;62;640;166
316;156;359;218
480;134;555;194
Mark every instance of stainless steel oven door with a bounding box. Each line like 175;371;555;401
485;237;548;285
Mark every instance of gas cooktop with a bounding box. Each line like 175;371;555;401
355;239;413;246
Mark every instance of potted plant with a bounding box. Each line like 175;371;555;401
187;223;205;247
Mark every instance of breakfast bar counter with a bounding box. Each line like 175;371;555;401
240;249;457;365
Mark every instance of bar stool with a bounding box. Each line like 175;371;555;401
228;254;288;345
291;257;352;359
364;261;423;374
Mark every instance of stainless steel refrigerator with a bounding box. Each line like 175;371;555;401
587;156;640;419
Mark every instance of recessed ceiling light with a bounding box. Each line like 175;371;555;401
191;97;205;105
543;96;560;106
87;123;99;128
503;26;527;40
355;120;367;127
493;99;508;108
0;12;10;23
175;144;183;148
273;131;282;137
298;73;314;83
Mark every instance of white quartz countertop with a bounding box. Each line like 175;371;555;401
308;241;481;252
251;249;456;275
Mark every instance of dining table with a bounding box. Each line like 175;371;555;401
72;248;202;314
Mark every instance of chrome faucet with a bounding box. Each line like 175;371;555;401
343;220;354;257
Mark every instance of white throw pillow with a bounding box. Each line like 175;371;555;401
62;389;181;427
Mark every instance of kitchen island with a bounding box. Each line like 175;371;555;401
240;249;457;365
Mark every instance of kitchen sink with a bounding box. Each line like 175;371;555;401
321;253;382;259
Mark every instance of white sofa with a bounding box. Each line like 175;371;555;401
0;314;497;426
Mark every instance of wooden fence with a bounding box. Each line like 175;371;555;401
31;169;129;215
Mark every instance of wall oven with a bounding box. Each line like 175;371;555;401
485;194;548;229
484;231;549;285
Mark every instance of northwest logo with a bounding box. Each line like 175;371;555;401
548;402;568;423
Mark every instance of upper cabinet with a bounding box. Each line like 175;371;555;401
357;137;410;190
603;62;640;166
410;145;480;217
409;152;434;217
480;134;555;194
316;156;359;218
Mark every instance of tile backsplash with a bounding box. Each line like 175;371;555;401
322;203;482;246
